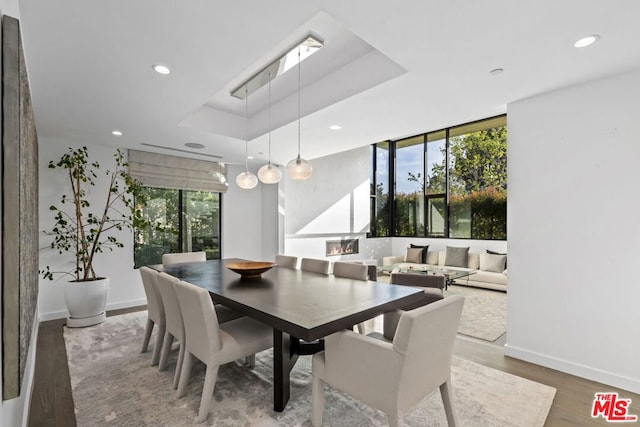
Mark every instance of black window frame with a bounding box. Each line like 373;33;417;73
369;114;507;240
133;187;223;267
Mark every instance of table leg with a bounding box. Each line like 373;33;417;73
273;329;299;412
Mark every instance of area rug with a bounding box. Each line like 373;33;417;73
64;312;554;426
376;275;507;342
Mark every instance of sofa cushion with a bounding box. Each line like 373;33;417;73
469;270;508;286
445;246;469;268
479;253;507;273
410;243;429;263
426;250;439;265
405;247;423;264
468;253;480;269
487;249;507;268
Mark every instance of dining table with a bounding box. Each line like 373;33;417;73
151;258;426;412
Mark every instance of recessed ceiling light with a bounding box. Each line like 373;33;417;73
184;142;205;149
111;130;123;136
574;35;600;48
152;64;171;75
247;156;254;160
489;68;504;76
329;125;342;130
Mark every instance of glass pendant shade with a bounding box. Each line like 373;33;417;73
286;155;312;180
258;163;282;184
235;170;258;189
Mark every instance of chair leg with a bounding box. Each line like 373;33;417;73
440;380;458;427
311;376;324;427
141;318;154;353
196;364;219;423
245;354;255;368
151;324;165;366
173;340;185;389
177;351;194;398
387;411;403;427
159;332;173;371
357;322;366;335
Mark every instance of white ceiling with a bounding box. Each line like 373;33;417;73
18;0;640;167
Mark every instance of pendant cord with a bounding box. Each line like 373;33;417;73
297;46;301;157
268;71;272;165
245;85;249;171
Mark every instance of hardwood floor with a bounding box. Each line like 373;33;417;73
28;307;639;426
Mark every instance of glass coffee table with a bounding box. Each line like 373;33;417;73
379;263;476;290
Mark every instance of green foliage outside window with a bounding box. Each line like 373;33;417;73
370;116;507;240
134;188;221;266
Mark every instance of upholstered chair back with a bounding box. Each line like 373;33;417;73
162;251;206;266
173;280;222;362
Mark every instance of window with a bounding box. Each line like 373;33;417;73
426;130;447;237
134;188;221;266
448;117;507;239
370;142;391;237
370;115;506;240
394;136;425;236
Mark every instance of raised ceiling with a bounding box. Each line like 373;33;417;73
18;0;640;167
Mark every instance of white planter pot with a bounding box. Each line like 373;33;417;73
64;277;109;327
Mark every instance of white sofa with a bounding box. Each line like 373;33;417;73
382;250;507;292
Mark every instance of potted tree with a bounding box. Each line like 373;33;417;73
41;147;149;327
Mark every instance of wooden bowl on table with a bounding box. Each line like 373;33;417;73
226;261;275;279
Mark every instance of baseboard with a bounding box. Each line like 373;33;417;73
504;344;640;394
21;313;40;427
38;298;147;322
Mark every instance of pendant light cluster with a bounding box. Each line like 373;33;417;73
236;37;320;189
235;86;258;189
286;46;312;180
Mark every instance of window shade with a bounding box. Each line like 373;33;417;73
128;150;228;193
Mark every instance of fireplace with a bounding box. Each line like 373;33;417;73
326;239;359;256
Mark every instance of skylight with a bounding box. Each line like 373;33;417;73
230;35;323;99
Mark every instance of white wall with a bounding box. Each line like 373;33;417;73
222;164;278;261
506;70;640;393
282;146;389;263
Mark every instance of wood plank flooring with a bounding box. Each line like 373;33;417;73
28;306;639;426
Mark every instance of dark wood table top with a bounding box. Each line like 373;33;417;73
151;258;425;341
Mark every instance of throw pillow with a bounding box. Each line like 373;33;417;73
480;253;507;273
487;249;507;268
405;247;423;264
444;246;469;268
410;243;429;263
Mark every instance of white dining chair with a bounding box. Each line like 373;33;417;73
312;295;465;427
383;272;445;340
332;262;369;334
163;252;243;325
162;251;206;265
173;279;274;423
300;258;330;275
332;261;368;280
139;266;165;366
275;254;298;269
155;272;187;388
